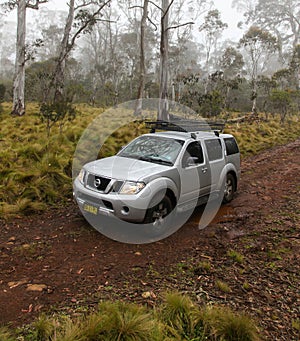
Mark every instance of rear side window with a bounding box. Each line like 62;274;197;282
224;137;239;155
204;139;223;161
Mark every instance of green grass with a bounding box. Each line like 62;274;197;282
227;249;245;264
202;305;260;341
10;292;260;341
225;114;300;157
1;103;299;218
0;327;14;341
216;280;232;293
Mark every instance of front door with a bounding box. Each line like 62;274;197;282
178;140;211;209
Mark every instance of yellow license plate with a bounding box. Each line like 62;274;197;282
83;203;98;215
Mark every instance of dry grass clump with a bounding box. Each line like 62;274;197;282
10;292;260;341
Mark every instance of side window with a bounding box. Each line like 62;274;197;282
224;137;239;155
182;141;204;167
204;139;223;161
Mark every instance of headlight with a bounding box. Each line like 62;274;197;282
77;169;85;184
119;181;145;195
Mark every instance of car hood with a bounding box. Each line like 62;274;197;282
84;156;171;182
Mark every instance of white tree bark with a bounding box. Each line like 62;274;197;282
52;0;75;102
11;0;48;115
158;0;170;121
12;0;26;116
134;0;149;116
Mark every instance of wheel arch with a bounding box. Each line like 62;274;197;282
165;188;177;209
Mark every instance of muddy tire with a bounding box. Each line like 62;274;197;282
223;173;236;203
144;195;173;235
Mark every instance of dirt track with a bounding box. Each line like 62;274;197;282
0;139;299;340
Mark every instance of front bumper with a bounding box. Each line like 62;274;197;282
73;178;151;223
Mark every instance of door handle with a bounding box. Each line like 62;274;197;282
202;167;208;173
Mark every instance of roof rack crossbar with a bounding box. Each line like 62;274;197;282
145;119;225;133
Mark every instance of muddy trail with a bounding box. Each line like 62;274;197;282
0;139;299;340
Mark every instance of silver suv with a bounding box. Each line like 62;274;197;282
73;120;240;229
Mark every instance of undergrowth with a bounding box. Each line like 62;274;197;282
0;102;299;218
4;292;260;341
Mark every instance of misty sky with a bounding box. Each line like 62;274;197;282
2;0;242;41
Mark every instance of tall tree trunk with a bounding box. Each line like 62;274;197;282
52;0;75;102
11;0;26;116
158;0;170;121
134;0;149;116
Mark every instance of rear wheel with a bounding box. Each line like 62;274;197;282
223;173;236;203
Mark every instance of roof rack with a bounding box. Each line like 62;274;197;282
145;118;225;133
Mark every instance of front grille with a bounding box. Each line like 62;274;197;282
87;174;111;192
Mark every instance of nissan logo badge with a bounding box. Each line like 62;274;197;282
94;178;101;188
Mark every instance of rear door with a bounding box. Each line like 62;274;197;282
203;138;225;192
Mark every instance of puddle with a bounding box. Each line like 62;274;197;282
188;205;236;225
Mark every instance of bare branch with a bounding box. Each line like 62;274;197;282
128;5;143;10
166;21;194;31
94;18;115;23
148;0;162;11
69;0;111;53
147;16;158;30
162;0;175;21
74;0;105;10
26;0;48;10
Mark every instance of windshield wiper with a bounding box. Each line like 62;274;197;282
139;156;173;166
118;153;139;159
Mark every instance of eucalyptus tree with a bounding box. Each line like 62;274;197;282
2;0;48;116
49;0;112;103
134;0;149;116
157;0;200;120
253;0;299;59
219;46;245;109
289;44;300;89
233;0;299;64
199;9;228;72
239;26;278;115
122;0;197;120
220;47;244;79
231;0;257;25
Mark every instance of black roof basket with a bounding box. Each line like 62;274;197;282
145;117;225;133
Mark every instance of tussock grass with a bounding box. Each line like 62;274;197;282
10;292;260;341
225;114;300;157
216;280;232;293
94;301;161;340
0;327;14;341
159;292;210;340
0;103;103;218
202;306;260;341
31;314;54;340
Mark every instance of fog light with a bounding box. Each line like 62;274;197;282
121;206;129;215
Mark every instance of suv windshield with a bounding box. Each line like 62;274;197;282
118;135;184;166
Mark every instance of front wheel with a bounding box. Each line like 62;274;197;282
144;195;173;234
223;173;236;203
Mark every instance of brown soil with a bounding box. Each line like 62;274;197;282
0;139;299;340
